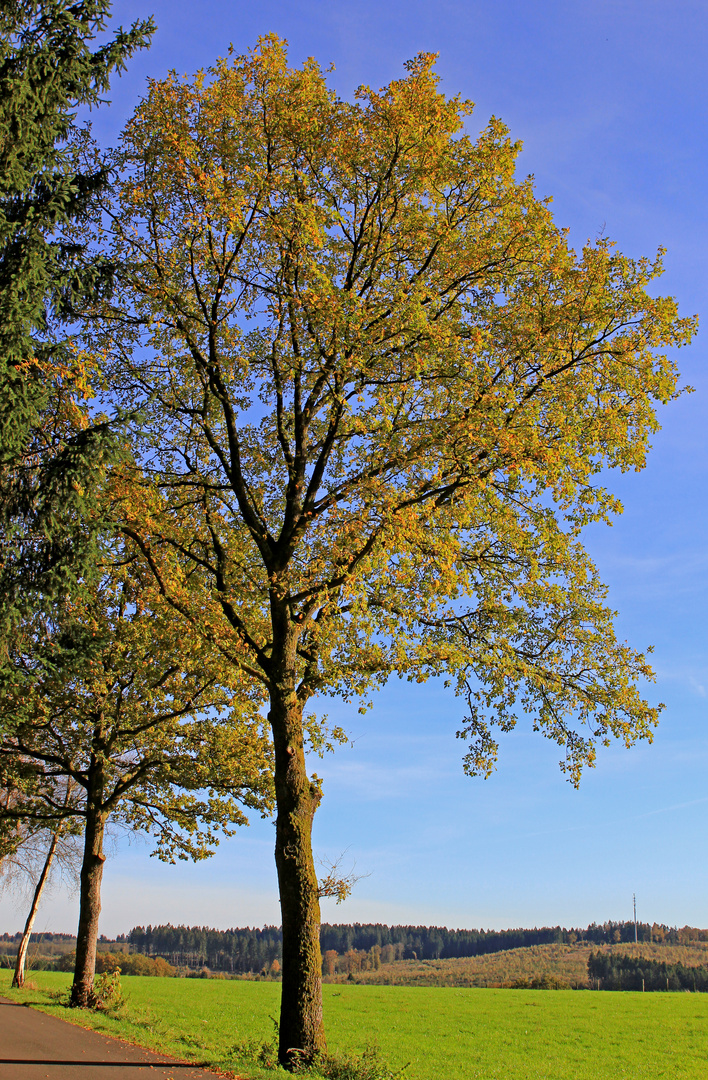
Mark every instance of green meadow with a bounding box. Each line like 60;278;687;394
2;970;708;1079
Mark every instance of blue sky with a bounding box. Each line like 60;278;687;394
3;0;707;937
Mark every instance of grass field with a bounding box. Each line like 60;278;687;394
2;970;708;1079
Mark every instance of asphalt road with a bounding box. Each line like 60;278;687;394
0;996;231;1079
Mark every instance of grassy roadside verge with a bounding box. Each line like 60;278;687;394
2;970;708;1079
0;971;277;1078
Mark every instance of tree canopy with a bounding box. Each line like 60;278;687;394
77;37;695;1062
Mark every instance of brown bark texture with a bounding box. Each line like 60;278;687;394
12;830;60;988
269;641;325;1067
71;763;106;1008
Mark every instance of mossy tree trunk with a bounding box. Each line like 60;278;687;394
269;613;325;1068
71;751;106;1008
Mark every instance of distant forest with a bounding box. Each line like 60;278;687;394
588;951;708;992
125;921;708;974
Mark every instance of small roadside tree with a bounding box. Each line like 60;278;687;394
83;39;694;1062
0;778;82;987
0;552;273;1006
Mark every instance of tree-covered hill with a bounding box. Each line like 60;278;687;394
124;921;708;974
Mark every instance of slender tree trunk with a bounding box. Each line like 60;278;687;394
12;830;60;988
71;763;106;1008
269;624;325;1068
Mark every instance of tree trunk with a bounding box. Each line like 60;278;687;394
12;830;60;988
270;663;325;1068
71;764;106;1008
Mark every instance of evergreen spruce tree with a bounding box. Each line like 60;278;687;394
0;0;153;626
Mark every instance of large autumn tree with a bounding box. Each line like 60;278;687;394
81;38;695;1063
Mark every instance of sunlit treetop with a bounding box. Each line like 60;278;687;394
82;35;697;784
